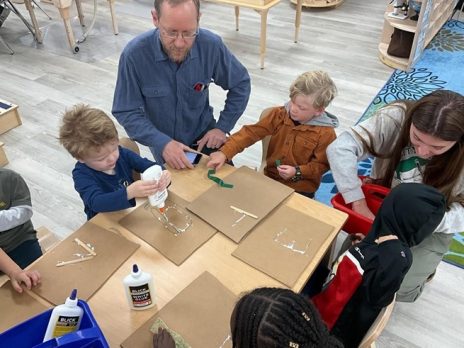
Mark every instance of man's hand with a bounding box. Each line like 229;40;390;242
207;151;227;170
162;140;194;170
153;327;175;348
277;165;296;181
197;128;227;152
9;269;41;293
351;198;375;220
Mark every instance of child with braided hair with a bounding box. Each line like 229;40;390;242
230;287;342;348
152;287;342;348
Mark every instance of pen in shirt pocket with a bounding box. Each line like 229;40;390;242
193;82;209;92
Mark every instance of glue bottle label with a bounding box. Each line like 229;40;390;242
52;315;80;337
129;284;153;307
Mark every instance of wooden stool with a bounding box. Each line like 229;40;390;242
53;0;119;53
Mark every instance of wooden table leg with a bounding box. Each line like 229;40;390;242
59;6;78;52
234;6;239;31
22;0;43;43
259;9;268;69
75;0;85;27
107;0;119;34
294;0;302;43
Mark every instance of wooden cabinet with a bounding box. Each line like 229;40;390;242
378;0;457;71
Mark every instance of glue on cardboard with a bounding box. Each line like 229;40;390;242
141;165;168;211
43;289;84;342
123;264;155;310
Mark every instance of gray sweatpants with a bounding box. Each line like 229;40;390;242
397;232;454;302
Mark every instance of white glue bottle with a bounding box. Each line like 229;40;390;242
43;288;84;342
141;165;168;213
123;264;155;310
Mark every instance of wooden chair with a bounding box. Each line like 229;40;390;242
36;226;60;253
119;137;141;181
358;295;396;348
257;107;274;172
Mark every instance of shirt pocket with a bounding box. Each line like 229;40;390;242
294;133;318;160
141;86;170;98
185;80;210;109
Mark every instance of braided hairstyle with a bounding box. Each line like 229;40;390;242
231;287;342;348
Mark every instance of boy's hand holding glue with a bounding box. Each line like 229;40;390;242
126;171;171;200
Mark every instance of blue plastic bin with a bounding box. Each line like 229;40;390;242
0;300;109;348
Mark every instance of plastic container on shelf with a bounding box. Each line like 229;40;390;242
331;183;390;236
0;299;109;348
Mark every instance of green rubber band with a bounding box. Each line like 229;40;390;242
207;169;234;188
275;159;281;167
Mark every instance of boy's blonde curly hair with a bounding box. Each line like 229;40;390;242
289;71;337;109
59;104;118;159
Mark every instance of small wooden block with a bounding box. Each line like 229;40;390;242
0;142;8;167
0;99;22;135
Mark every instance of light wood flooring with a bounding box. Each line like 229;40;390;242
0;0;462;346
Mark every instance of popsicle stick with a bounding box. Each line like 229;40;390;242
74;238;97;256
56;256;94;267
230;205;258;219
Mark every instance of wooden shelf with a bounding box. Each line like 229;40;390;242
384;7;418;33
378;42;408;71
378;0;456;71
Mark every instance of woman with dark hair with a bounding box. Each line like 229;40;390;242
327;89;464;302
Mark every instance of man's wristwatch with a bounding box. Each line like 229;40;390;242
291;166;302;182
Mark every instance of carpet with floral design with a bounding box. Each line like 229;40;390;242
315;19;464;268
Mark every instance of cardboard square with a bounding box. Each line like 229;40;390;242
187;166;294;243
121;271;235;348
0;281;50;333
232;205;333;287
119;192;217;265
31;222;139;305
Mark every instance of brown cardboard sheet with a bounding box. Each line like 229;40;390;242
121;272;236;348
31;222;139;305
119;192;217;265
0;281;50;332
187;166;294;243
232;205;333;287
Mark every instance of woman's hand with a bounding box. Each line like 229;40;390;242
351;198;375;220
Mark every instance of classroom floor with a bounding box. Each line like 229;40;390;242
0;0;463;346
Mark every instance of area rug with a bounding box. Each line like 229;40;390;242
315;19;464;269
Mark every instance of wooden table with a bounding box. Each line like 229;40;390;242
207;0;304;69
2;159;346;346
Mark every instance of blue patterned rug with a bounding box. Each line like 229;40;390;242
315;19;464;268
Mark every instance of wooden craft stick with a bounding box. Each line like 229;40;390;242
74;238;97;256
230;205;258;219
56;256;94;267
185;147;208;157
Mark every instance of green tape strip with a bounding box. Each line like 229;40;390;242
207;169;234;188
275;159;281;167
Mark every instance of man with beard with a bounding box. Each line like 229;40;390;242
112;0;251;169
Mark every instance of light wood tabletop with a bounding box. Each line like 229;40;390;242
2;158;347;346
